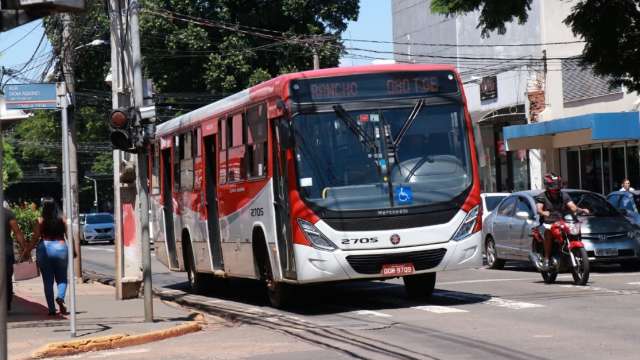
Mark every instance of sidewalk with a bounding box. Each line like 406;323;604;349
8;277;206;359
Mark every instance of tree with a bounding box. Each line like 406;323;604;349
431;0;640;92
3;141;23;189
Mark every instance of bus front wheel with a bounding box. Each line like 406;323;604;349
403;272;436;300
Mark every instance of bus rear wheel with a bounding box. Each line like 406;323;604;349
403;272;436;300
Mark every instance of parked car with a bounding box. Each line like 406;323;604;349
81;213;115;245
481;193;510;223
606;190;640;225
483;189;640;270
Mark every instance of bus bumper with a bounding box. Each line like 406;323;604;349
292;231;482;284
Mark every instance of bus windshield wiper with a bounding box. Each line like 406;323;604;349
332;104;380;160
393;99;424;149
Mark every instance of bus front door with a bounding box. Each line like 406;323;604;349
204;135;224;270
272;118;296;279
162;148;179;269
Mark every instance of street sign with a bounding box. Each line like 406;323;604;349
4;83;57;110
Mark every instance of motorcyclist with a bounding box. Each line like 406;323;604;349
535;173;589;270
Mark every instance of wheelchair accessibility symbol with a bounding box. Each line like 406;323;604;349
394;186;413;205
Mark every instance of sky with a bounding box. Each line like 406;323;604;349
0;0;393;84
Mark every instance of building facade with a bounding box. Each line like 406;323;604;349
392;0;640;195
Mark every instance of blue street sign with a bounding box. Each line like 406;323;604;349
4;83;58;110
395;186;413;205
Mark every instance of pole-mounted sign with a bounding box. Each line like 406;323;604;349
4;83;57;110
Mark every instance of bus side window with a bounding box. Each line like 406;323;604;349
173;135;181;192
193;127;201;190
246;103;267;178
228;113;245;182
180;131;194;191
151;143;160;195
219;118;228;184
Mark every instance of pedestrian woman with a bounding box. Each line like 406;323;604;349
24;198;68;315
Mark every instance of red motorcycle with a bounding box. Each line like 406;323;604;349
530;213;590;285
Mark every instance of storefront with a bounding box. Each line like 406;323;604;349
476;105;530;193
504;112;640;195
560;142;640;194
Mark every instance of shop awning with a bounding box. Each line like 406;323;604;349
503;112;640;150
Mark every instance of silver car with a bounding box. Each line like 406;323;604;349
483;189;640;270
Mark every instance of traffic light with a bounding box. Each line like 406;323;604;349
109;107;135;152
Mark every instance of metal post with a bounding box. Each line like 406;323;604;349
59;84;77;337
61;13;82;281
85;176;98;210
312;48;320;70
130;0;153;321
0;132;7;360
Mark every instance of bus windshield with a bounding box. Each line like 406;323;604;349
293;100;471;212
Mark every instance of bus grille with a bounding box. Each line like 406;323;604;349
346;248;447;275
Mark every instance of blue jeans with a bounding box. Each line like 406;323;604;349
36;240;68;313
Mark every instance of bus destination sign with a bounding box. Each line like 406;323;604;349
291;71;459;103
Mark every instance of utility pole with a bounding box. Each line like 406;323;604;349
61;13;82;281
312;48;320;70
0;131;7;360
108;0;153;320
58;82;77;337
129;0;153;322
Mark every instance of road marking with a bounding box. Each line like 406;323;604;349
439;272;640;285
355;310;392;318
434;291;544;310
84;246;115;253
627;282;640;285
412;305;468;314
484;297;544;310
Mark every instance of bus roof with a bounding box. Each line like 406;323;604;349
155;64;459;138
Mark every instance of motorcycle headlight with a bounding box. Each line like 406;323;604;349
297;219;337;251
451;206;480;241
567;223;580;236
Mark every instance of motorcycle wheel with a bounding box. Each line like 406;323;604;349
570;247;590;285
541;270;558;284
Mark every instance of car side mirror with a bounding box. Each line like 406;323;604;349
515;211;530;220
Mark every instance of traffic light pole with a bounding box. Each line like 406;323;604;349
129;0;153;322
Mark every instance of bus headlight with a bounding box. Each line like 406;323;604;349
451;206;481;241
297;219;337;251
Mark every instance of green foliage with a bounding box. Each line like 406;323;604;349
431;0;532;37
13;110;61;164
3;141;23;189
10;204;40;253
91;153;113;175
430;0;640;92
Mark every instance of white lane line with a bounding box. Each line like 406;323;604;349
355;310;392;318
440;272;640;285
84;246;115;253
627;282;640;285
412;305;468;314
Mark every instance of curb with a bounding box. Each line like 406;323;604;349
31;321;203;359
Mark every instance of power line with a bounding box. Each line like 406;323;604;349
0;22;42;54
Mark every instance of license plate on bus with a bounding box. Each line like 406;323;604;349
381;263;415;276
595;248;618;257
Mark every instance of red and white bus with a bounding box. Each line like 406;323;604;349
149;64;482;307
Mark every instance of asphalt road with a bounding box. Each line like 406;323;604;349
81;245;640;359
